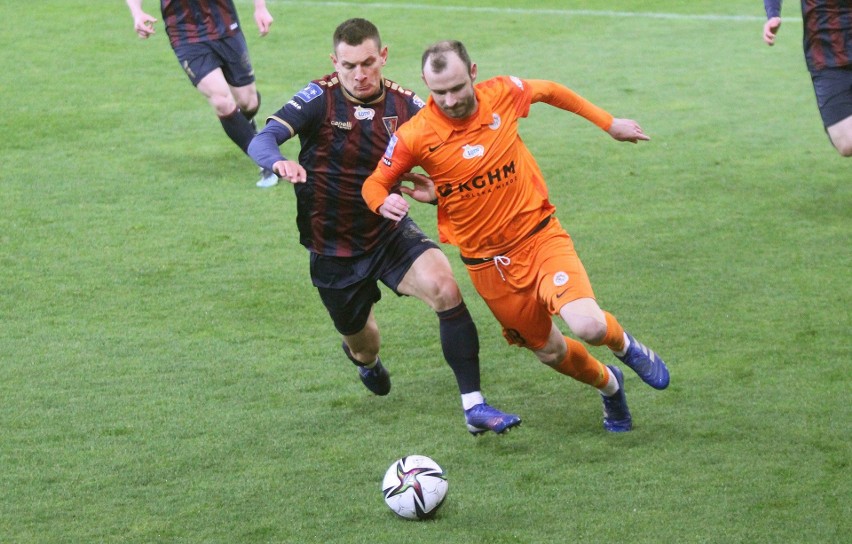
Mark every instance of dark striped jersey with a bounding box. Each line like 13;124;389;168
160;0;242;48
765;0;852;70
251;74;425;257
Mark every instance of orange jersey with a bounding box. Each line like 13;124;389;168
362;76;613;258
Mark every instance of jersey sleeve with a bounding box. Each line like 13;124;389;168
763;0;781;19
526;79;614;131
247;121;292;171
247;81;327;171
362;131;418;214
268;81;327;139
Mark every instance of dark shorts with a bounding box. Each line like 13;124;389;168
810;66;852;127
172;33;255;88
310;218;439;336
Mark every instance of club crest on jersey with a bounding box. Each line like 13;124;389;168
462;144;485;159
297;82;323;103
354;105;376;121
553;272;569;286
489;113;501;130
382;116;398;137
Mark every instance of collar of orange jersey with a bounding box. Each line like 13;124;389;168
338;77;386;105
426;87;494;141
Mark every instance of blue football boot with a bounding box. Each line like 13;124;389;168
342;342;390;396
464;402;522;436
616;333;670;390
602;365;632;432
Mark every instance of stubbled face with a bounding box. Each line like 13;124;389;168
422;54;478;119
332;38;387;100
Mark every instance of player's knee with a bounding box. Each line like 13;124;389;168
210;94;238;117
570;319;607;345
426;277;462;312
239;93;260;117
835;140;852;157
533;340;566;367
828;120;852;156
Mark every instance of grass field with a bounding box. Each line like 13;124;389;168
1;1;849;542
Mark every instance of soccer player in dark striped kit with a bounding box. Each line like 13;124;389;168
126;0;279;186
763;0;852;156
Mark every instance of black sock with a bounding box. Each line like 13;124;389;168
437;302;481;394
219;107;256;154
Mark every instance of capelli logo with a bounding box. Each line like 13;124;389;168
462;144;485;159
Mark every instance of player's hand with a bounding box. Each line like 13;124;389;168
399;172;436;203
763;17;781;46
378;194;410;222
608;118;650;143
254;7;274;36
273;160;306;184
133;13;157;39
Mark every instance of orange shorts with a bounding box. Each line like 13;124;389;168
465;217;595;350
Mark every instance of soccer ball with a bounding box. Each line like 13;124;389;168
382;455;448;520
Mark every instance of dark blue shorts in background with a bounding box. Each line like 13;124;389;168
811;66;852;127
172;33;255;88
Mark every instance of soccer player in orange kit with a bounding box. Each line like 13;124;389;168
363;40;670;432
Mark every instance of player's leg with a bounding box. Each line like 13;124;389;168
470;262;630;432
228;80;276;187
173;42;251;149
535;221;670;390
194;69;255;152
532;324;631;432
312;253;390;395
198;35;276;186
341;309;391;396
389;222;520;434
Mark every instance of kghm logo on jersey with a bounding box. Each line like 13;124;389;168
462;144;485;159
354;105;376;121
438;161;516;197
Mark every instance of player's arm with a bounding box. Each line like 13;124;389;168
253;0;274;36
528;79;649;143
248;86;325;183
247;120;306;183
126;0;157;38
763;0;782;45
249;124;306;183
363;135;419;222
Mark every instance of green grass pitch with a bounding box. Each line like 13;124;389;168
1;1;848;542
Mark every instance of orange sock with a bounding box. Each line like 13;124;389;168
553;337;610;388
590;311;625;352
